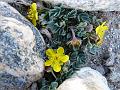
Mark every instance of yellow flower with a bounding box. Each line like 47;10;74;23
95;21;108;45
27;3;38;26
45;47;69;72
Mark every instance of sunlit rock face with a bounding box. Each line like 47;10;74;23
57;67;110;90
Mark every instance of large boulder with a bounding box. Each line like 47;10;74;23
0;0;32;5
0;1;45;90
57;67;110;90
43;0;120;11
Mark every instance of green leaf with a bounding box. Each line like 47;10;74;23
66;33;72;39
67;68;74;78
40;86;49;90
77;22;88;28
49;7;61;18
87;44;99;55
87;42;99;55
78;13;91;22
78;52;86;63
77;28;86;37
59;21;66;27
61;29;66;36
51;82;58;88
63;15;68;21
92;16;97;24
47;21;61;33
67;10;77;18
71;51;78;57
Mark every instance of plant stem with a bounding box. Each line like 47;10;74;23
51;70;57;79
70;28;76;39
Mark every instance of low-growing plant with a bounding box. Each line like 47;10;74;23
26;2;109;90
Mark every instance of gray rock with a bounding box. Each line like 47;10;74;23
85;52;106;75
0;1;46;58
102;12;120;90
43;9;119;90
0;1;45;90
43;0;120;11
86;12;120;90
57;67;110;90
0;0;32;5
29;83;38;90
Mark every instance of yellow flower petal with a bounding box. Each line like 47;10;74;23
98;31;105;38
46;49;55;57
59;61;64;65
96;22;108;34
27;3;38;27
95;26;100;35
102;26;109;31
45;47;69;72
32;19;37;26
97;39;103;46
31;3;37;11
101;21;107;26
45;60;53;66
95;21;109;45
35;12;38;20
57;47;64;55
53;63;61;72
61;55;69;63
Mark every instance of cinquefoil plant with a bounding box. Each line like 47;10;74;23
37;3;108;90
